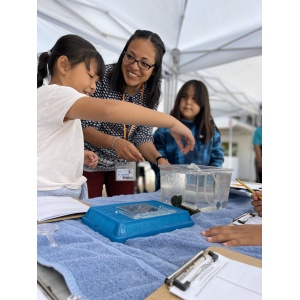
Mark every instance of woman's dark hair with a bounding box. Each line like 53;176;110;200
37;34;105;88
108;29;166;109
170;80;219;143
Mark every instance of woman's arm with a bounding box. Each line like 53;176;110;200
83;127;116;149
82;127;145;162
138;142;169;165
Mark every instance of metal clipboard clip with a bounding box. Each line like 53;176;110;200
165;250;219;291
233;212;256;225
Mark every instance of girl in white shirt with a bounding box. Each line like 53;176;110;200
37;34;195;199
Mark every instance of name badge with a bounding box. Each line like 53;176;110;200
115;162;136;181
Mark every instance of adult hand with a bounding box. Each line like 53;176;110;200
201;224;262;246
84;150;98;168
169;121;195;154
113;138;145;162
251;190;262;216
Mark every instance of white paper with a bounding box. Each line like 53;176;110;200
230;181;262;190
246;215;262;224
37;196;89;222
233;213;262;225
169;253;262;300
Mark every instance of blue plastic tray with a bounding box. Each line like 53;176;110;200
81;200;194;242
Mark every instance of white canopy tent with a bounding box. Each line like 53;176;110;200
37;0;262;120
37;0;262;180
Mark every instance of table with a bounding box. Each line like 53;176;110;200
37;191;262;300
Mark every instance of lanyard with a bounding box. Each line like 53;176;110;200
122;84;144;140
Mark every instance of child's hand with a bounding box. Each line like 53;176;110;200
169;120;195;154
84;150;98;168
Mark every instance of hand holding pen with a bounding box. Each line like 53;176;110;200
251;190;262;217
236;179;262;217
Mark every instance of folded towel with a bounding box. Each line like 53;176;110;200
37;191;262;300
38;219;178;300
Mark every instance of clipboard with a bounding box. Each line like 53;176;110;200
145;246;262;300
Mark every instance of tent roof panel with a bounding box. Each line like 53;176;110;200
37;0;262;120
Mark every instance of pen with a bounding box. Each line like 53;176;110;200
236;179;262;200
188;251;218;284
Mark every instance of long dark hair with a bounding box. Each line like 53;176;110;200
37;34;105;88
170;80;219;143
108;30;166;109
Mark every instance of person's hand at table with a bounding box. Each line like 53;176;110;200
201;224;262;246
251;190;262;216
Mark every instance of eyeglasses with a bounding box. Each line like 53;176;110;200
123;52;155;71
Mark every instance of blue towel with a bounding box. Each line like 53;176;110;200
37;191;262;300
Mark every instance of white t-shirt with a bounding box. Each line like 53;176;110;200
37;84;87;191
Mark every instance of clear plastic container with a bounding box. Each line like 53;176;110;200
159;165;233;212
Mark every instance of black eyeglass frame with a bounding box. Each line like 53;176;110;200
123;52;156;71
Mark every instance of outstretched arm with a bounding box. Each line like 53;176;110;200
68;97;195;154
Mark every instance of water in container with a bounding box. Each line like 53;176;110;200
159;165;233;212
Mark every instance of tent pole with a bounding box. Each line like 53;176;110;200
228;118;233;168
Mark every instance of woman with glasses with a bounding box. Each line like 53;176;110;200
81;30;170;197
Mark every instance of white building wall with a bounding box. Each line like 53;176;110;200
220;130;256;182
